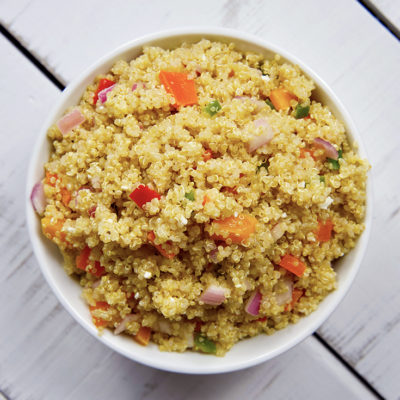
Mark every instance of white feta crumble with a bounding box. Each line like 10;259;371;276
282;212;287;218
143;271;152;279
179;215;188;225
262;75;270;82
320;196;333;210
134;292;140;299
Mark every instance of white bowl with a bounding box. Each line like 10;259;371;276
26;27;372;374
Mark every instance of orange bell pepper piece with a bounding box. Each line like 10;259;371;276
315;219;334;242
202;149;213;162
134;326;151;346
41;217;66;242
89;301;109;327
285;289;304;312
147;231;176;259
279;254;306;277
212;214;257;244
269;88;297;110
159;70;198;107
76;246;91;271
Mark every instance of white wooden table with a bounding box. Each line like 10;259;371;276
1;1;399;399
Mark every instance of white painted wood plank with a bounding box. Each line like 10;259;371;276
0;35;378;400
370;0;400;28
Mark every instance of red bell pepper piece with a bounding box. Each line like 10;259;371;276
93;78;115;105
76;246;91;271
129;185;161;208
147;231;176;259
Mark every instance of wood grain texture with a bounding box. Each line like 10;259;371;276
0;0;399;398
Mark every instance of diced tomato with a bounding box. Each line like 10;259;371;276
300;148;316;160
134;326;151;346
212;214;257;244
76;246;91;271
126;292;135;301
221;186;237;194
279;254;306;277
194;319;204;332
159;70;198;107
315;219;334;242
202;149;213;161
269;88;297;110
41;217;66;242
89;301;109;328
45;171;58;187
93;78;115;105
88;205;97;218
147;231;176;259
256;316;267;322
60;187;71;207
202;195;211;206
88;261;106;277
129;185;161;208
285;289;304;312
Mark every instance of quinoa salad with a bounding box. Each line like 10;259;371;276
30;40;369;356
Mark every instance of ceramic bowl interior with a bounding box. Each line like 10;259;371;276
26;28;372;374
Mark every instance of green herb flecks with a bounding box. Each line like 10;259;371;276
294;104;310;119
194;333;217;354
265;98;275;110
256;160;269;173
204;100;221;117
185;190;195;201
327;158;340;170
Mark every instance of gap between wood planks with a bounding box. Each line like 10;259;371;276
0;21;386;400
358;0;400;40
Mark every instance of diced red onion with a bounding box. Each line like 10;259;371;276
98;84;116;104
132;82;146;91
271;222;285;242
248;118;274;152
199;284;228;305
30;181;46;215
114;314;139;335
251;98;267;112
245;290;262;316
92;279;101;289
209;248;218;263
184;331;194;347
313;137;338;159
275;277;293;306
158;319;172;335
254;118;270;128
57;109;85;135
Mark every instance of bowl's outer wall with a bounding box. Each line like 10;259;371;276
26;28;372;374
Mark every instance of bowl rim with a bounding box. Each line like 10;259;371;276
26;26;372;374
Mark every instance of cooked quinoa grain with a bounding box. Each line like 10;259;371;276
36;40;369;356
